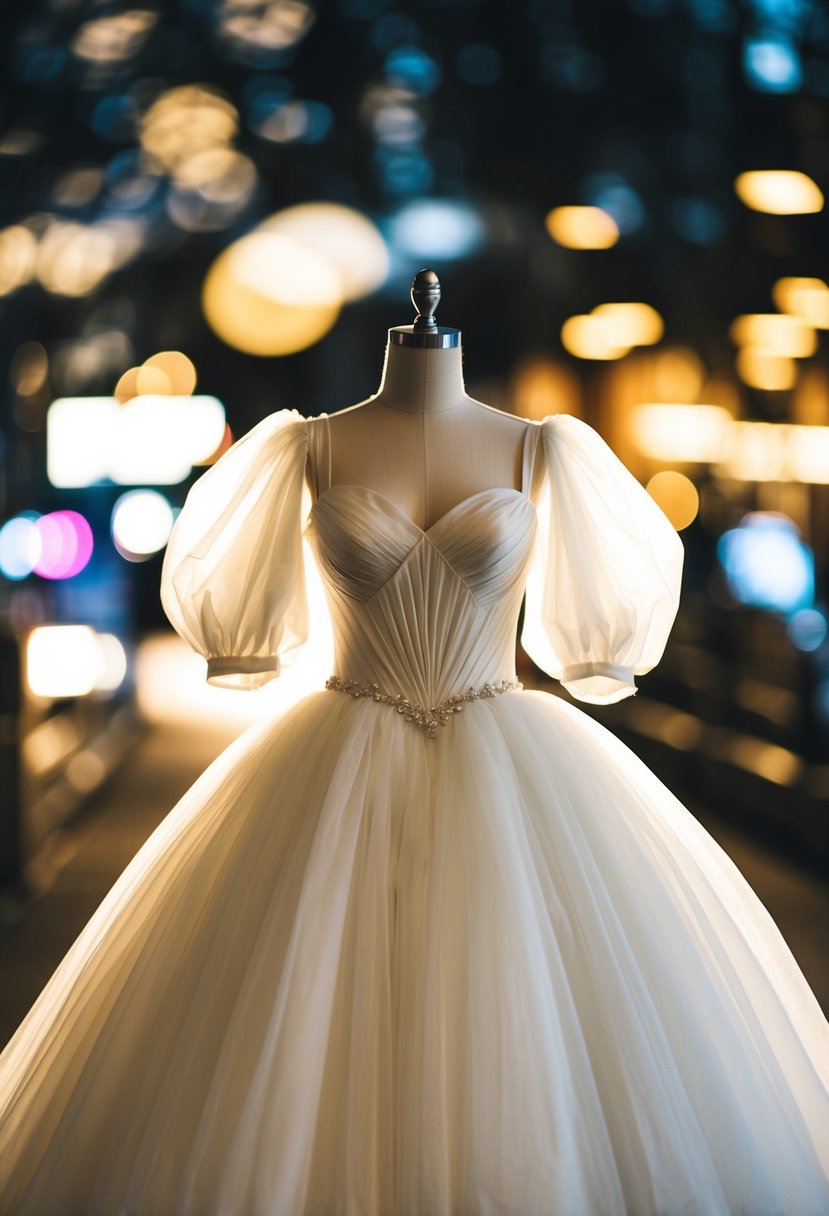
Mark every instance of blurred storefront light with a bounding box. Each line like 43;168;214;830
718;513;814;613
545;206;619;249
26;626;100;699
47;395;226;487
735;347;797;390
202;231;342;355
631;404;734;462
111;490;174;560
591;302;664;347
730;313;816;357
773;277;829;329
561;315;631;360
734;170;823;215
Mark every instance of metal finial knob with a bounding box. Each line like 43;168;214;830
411;269;440;331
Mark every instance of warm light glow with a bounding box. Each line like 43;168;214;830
95;633;128;691
591;302;664;347
630;404;734;462
729;313;816;357
143;351;197;396
115;367;140;404
135;363;173;396
734;170;823;215
787;425;829;483
735;348;797;390
645;470;699;531
47;395;226;487
111;489;175;559
545;206;619;249
72;10;158;63
37;222;117;296
139;84;238;172
511;357;580;421
26;626;99;698
718;422;788;480
0;225;38;296
560;314;629;360
202;232;342;356
260;203;389;301
772;277;829;329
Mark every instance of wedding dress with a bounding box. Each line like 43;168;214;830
0;408;827;1216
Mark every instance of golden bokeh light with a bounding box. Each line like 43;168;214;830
259;203;389;301
139;84;238;172
114;367;140;403
736;348;797;390
734;170;823;215
560;314;629;360
545;206;619;249
72;10;158;63
202;231;342;356
511;357;582;421
729;313;816;358
645;470;699;531
591;302;664;347
772;277;829;329
36;221;117;296
143;351;197;396
0;225;38;296
26;626;99;699
631;404;734;462
651;347;705;404
135;364;173;396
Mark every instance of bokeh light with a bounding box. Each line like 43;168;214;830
645;470;700;531
32;511;94;580
94;633;129;691
259;203;389;301
773;277;829;330
734;170;823;215
111;489;175;560
787;608;828;653
590;302;664;347
545;206;619;249
202;231;342;355
735;348;797;391
0;515;42;580
729;313;816;358
560;314;630;360
718;513;814;613
389;199;485;259
26;625;100;699
631;404;733;462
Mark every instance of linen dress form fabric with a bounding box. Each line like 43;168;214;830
0;409;826;1216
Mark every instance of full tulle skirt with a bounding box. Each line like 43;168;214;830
0;689;827;1215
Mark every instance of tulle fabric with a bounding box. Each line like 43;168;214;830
522;415;685;704
1;691;827;1215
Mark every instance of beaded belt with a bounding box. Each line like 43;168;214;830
324;675;523;738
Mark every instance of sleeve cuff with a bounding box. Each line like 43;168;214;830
206;655;280;690
560;661;636;705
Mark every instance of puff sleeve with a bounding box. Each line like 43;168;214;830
521;414;684;705
160;409;309;689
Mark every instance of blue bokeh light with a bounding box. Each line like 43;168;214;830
718;513;814;614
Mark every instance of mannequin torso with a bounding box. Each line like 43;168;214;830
308;343;539;531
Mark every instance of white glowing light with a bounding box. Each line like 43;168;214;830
47;395;226;487
390;199;485;260
26;625;100;698
95;633;128;690
260;203;389;301
0;515;42;580
111;490;175;558
631;404;734;463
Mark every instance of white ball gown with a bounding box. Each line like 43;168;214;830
0;409;827;1216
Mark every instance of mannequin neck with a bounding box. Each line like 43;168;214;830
374;341;468;414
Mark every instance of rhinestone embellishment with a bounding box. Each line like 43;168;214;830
324;675;523;738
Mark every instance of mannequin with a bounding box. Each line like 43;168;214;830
308;270;535;531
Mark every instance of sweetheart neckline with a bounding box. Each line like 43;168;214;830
310;484;536;537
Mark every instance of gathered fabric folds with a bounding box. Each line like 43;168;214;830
1;409;828;1215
